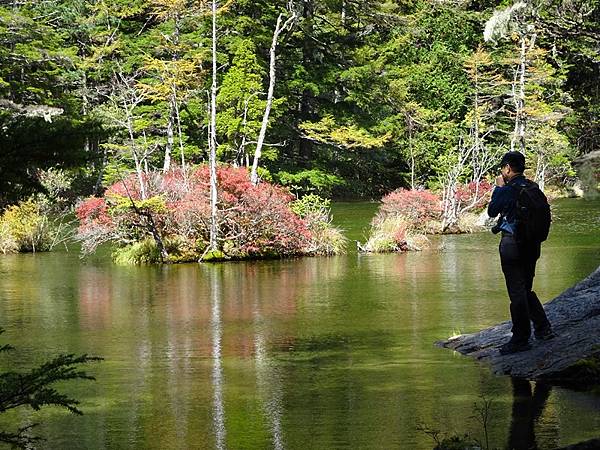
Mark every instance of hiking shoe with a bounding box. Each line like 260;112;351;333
534;328;557;341
499;340;531;355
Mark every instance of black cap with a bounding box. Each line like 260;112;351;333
499;151;525;172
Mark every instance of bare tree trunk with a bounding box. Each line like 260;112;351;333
535;152;547;191
511;33;535;154
408;123;416;191
250;9;297;185
461;49;500;215
473;66;481;174
164;101;175;172
409;141;416;190
468;65;484;211
173;84;187;178
403;107;424;191
114;70;147;199
208;0;219;251
238;92;259;168
168;14;185;178
441;137;472;231
125;112;147;200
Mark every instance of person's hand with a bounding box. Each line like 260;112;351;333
496;175;505;187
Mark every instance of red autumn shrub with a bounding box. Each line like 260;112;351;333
76;197;111;229
378;189;442;223
454;181;494;210
76;165;314;260
105;173;148;199
217;184;307;256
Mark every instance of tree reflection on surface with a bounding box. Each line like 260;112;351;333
210;267;226;450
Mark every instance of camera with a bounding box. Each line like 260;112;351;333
491;220;502;234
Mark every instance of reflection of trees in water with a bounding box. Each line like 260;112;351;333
0;253;78;329
78;267;113;330
253;287;284;450
213;257;349;448
210;266;227;450
203;259;346;448
74;256;349;361
67;245;588;449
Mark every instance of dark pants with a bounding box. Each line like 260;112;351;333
499;234;551;343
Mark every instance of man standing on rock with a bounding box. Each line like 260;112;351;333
488;151;555;355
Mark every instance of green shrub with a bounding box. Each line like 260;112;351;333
201;249;228;262
113;236;202;265
36;168;75;209
113;239;162;265
291;194;347;255
290;194;331;219
0;199;54;253
108;194;168;215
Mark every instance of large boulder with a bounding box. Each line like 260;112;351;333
437;265;600;380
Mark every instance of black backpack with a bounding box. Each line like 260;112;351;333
514;180;551;244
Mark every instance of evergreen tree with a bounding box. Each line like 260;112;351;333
0;328;101;449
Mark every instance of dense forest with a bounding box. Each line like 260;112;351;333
0;0;598;206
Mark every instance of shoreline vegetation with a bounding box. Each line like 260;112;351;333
0;165;590;262
2;1;599;263
75;165;347;264
358;183;493;253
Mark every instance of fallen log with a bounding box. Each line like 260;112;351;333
437;265;600;380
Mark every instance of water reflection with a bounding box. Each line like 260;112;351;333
0;200;598;449
254;317;284;450
209;266;227;450
508;379;556;450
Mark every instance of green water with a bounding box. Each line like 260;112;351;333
0;199;599;449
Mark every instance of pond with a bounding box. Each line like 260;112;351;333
1;198;599;449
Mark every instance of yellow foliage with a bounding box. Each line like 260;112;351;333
107;194;168;214
300;115;391;150
138;58;202;101
0;199;51;253
150;0;188;20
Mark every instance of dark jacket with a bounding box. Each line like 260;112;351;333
487;175;528;235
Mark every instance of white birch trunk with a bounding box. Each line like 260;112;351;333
511;36;527;154
126;112;147;200
164;102;174;172
250;11;297;185
209;0;219;251
408;126;415;190
172;15;186;179
535;153;547;191
173;85;187;176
